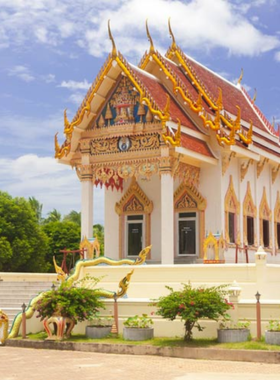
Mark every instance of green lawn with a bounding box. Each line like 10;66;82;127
23;332;280;351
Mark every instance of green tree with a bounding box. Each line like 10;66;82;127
44;208;61;224
63;210;81;225
155;284;232;341
42;220;81;271
28;196;43;224
0;191;50;272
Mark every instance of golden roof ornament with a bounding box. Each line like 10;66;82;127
252;88;257;103
237;68;243;85
108;20;117;58
146;19;155;54
168;17;177;52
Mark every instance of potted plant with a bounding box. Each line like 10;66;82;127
217;319;250;343
154;283;232;341
33;279;105;340
265;320;280;345
123;314;154;341
86;314;114;339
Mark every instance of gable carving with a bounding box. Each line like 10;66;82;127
274;191;280;222
174;182;206;212
115;177;153;215
243;182;256;217
259;187;271;221
224;176;240;213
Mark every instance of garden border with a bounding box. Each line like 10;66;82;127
5;339;280;364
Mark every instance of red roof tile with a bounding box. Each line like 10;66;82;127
180;133;214;158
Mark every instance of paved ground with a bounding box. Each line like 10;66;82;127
1;346;280;380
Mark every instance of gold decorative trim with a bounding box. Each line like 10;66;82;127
222;152;236;176
257;158;268;178
115;177;153;258
203;232;218;261
240;159;253;182
146;19;155;54
237;68;243;85
243;181;257;246
224;175;240;243
272;165;280;184
259;187;272;247
162;118;181;147
274;191;280;250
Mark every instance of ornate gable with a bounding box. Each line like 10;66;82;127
259;187;271;221
174;182;206;212
224;176;240;213
243;182;256;217
115;177;153;215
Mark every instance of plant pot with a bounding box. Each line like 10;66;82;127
217;329;250;343
265;331;280;345
123;327;154;341
86;326;112;339
43;316;75;340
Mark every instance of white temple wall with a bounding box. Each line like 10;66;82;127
137;175;162;262
104;187;120;259
199;162;222;236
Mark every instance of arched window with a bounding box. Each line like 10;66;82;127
115;177;153;258
174;181;206;258
274;191;280;251
259;187;271;248
224;176;240;244
243;182;257;246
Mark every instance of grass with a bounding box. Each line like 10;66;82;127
23;332;280;351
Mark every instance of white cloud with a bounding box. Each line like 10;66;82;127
0;154;104;224
232;77;252;92
43;73;56;83
0;0;278;58
68;92;86;106
8;65;35;82
275;51;280;62
59;80;91;91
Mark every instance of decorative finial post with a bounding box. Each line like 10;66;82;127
168;17;177;51
146;19;155;54
237;68;243;85
252;88;257;103
108;20;117;58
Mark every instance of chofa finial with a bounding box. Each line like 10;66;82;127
237;68;243;85
108;20;117;58
168;17;177;51
252;88;257;103
146;19;155;54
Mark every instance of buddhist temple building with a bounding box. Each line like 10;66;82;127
55;21;280;265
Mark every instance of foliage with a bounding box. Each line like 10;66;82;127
219;319;250;330
28;197;43;225
33;280;105;323
0;191;50;272
88;313;114;327
267;320;280;331
154;283;232;341
42;220;81;271
43;208;62;224
123;314;154;329
63;210;81;225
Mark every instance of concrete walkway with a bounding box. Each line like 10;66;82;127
1;346;280;380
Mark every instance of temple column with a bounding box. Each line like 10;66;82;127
79;141;94;255
160;155;174;265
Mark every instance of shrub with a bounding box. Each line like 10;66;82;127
123;314;153;328
33;280;105;323
155;283;232;341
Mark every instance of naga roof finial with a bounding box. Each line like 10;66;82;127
168;17;177;51
146;19;155;54
237;68;243;85
108;20;117;58
252;88;257;103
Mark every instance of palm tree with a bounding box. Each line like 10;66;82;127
28;196;43;224
63;210;81;225
44;209;62;223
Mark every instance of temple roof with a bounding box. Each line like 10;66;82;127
55;32;280;164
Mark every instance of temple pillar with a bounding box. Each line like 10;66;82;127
160;156;174;265
81;179;93;243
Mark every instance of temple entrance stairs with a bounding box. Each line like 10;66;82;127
0;280;54;328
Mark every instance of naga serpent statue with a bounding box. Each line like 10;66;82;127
8;246;151;339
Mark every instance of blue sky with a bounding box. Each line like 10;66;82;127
0;0;280;224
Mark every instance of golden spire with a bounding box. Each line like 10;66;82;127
252;88;257;103
168;17;177;51
108;19;117;58
146;19;155;54
237;68;243;85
